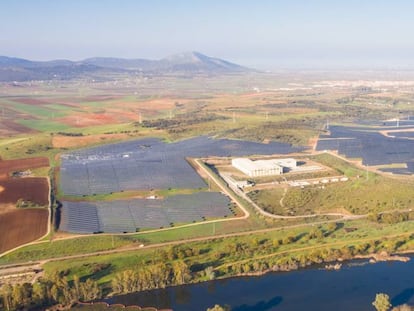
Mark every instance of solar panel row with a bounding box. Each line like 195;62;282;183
316;125;414;174
61;192;231;233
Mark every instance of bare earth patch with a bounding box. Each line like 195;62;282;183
0;157;49;175
0;177;49;208
0;208;48;254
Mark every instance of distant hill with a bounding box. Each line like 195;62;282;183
0;52;250;81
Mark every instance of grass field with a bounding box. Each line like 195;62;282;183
19;119;72;132
1;100;68;118
247;153;414;216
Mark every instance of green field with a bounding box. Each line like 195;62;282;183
19;119;72;132
1;101;68;118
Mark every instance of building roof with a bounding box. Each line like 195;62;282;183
233;158;282;171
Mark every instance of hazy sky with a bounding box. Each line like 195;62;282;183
1;0;414;69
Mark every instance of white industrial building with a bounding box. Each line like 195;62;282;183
232;158;296;177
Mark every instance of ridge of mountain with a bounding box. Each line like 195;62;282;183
0;52;250;81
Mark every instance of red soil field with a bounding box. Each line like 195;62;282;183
82;95;122;101
59;113;118;127
0;177;49;209
0;157;49;175
13;97;51;106
0;120;36;135
0;208;48;254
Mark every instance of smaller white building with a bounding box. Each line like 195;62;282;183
276;158;297;169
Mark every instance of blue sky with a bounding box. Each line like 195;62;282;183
1;0;414;69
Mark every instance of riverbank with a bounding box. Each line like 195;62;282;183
214;250;411;279
5;218;414;311
104;254;414;311
355;251;410;264
68;301;173;311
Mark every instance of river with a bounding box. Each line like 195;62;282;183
105;258;414;310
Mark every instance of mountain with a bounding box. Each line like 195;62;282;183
159;51;247;72
82;57;156;70
0;52;250;81
84;52;247;72
0;56;108;81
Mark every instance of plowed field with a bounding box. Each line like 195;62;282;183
0;157;49;175
0;120;36;135
0;177;49;211
0;208;48;253
14;98;51;106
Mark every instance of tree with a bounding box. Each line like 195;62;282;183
81;279;100;301
112;272;124;294
12;284;24;309
205;266;216;280
72;275;81;301
1;284;13;311
32;281;48;306
327;222;338;233
373;293;392;311
172;260;191;285
207;304;229;311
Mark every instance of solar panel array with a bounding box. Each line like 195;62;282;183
60;192;231;233
393;132;414;138
317;124;414;174
60;136;302;196
60;201;100;233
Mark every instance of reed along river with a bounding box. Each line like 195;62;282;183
106;258;414;310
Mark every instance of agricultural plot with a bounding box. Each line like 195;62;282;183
0;155;50;251
0;208;48;253
0;177;49;209
316;124;414;174
60;136;302;196
0;157;49;175
60;192;231;233
0;119;36;136
0;157;50;212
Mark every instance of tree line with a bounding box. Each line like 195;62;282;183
111;260;191;295
2;224;414;310
0;272;100;310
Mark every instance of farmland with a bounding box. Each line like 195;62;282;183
0;177;49;210
0;157;49;175
0;156;50;253
0;208;48;254
2;71;414;310
0;157;49;212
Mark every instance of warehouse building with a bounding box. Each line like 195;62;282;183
232;158;296;177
